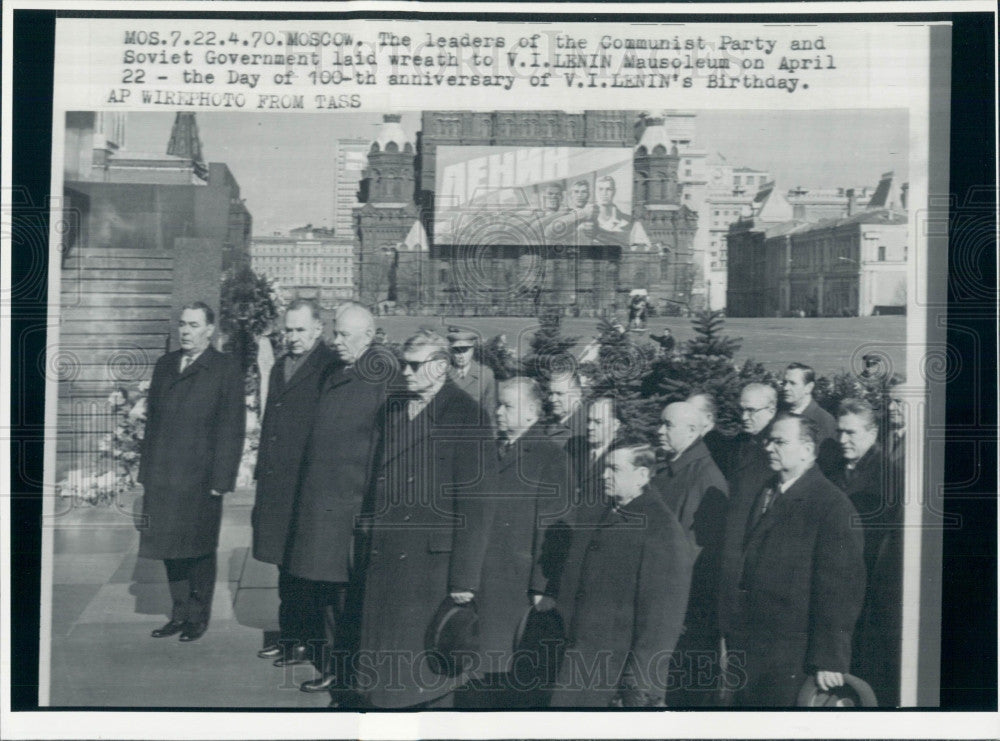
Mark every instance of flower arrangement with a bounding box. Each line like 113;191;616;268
55;380;149;506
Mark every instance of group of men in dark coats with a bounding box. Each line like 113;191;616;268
137;299;906;708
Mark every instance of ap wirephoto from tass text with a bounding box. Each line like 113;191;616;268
3;1;997;739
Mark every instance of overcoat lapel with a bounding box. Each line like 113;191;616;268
275;347;330;399
380;381;461;467
743;474;809;552
168;347;213;388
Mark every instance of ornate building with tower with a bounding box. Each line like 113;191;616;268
354;111;698;316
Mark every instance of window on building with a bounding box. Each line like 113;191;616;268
685;169;692;177
734;176;741;186
878;245;886;261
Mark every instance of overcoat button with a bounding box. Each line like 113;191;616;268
403;515;411;522
399;554;407;560
407;476;414;483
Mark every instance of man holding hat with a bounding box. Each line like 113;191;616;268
447;329;497;430
354;330;496;709
717;413;865;706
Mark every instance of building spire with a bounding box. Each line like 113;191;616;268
166;112;208;180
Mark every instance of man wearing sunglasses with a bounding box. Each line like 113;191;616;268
355;330;496;709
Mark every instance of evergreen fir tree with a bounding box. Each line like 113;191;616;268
584;318;660;445
477;333;520;381
684;309;742;359
522;310;579;383
641;311;773;436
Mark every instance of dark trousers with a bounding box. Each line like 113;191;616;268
282;575;352;676
276;569;316;646
164;552;217;624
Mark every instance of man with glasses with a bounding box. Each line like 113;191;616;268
728;383;779;502
717;414;865;706
354;330;496;709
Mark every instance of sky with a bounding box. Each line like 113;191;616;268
124;109;908;235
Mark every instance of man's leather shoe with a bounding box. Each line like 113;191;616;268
300;673;338;693
178;622;208;642
273;644;309;667
257;643;284;659
151;620;186;638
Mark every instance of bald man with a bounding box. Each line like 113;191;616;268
652;402;729;706
686;392;735;477
283;302;395;695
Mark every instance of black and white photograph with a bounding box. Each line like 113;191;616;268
3;3;997;739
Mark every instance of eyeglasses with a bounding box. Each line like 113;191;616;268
402;358;440;372
739;406;769;416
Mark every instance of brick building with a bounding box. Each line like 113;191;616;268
726;173;908;317
354;111;698;316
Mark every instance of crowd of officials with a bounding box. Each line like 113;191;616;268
137;298;906;709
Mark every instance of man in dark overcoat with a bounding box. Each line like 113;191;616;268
781;362;839;467
652;402;729;706
251;299;336;662
830;398;903;706
570;396;621;508
447;329;497;430
138;302;246;642
727;383;779;505
545;372;586;451
686;392;736;477
717;414;866;707
354;330;496;709
549;445;695;708
282;302;392;692
471;377;572;707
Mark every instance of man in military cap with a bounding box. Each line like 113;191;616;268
447;329;497;429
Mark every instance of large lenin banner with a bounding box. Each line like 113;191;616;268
434;146;634;248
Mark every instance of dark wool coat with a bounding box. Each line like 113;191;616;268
283;344;394;583
800;399;841;472
545;406;587;451
727;430;774;508
251;342;337;566
475;427;572;672
567;439;613;510
829;442;904;706
549;484;696;708
702;428;737;479
717;464;866;707
651;439;729;643
449;360;497;429
137;347;246;560
354;381;497;708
